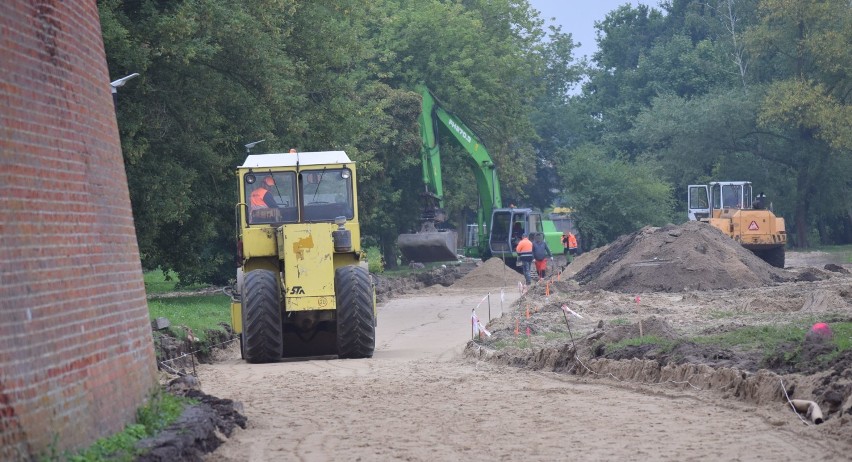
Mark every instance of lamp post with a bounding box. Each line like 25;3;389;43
244;139;266;154
110;73;139;108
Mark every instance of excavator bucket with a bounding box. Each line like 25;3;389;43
397;230;458;263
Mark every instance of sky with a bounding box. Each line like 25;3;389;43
528;0;651;61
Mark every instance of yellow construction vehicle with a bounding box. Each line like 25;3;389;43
230;150;375;362
688;181;787;268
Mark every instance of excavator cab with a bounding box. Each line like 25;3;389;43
489;208;543;263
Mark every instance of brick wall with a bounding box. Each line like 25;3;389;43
0;2;158;460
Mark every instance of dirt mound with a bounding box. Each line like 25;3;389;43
601;315;680;344
573;222;792;292
451;257;525;289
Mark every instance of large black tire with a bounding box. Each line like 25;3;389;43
762;246;786;269
242;269;283;363
335;265;375;359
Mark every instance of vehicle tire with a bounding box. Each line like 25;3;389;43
242;269;283;363
335;265;375;359
763;246;786;269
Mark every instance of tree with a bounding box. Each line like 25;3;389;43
557;145;675;249
746;0;852;246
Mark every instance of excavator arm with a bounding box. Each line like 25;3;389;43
418;84;501;233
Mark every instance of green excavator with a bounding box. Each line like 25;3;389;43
397;85;562;265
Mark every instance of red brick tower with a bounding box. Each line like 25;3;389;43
0;2;158;459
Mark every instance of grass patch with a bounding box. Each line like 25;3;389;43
543;331;572;341
708;309;737;319
605;335;676;354
62;391;194;462
693;320;852;365
695;324;806;351
147;295;231;342
490;337;532;350
806;244;852;264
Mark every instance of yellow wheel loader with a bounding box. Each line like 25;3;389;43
688;181;787;268
230;150;376;362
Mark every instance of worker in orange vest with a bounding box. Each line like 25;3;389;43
562;231;579;263
515;233;533;285
250;176;279;211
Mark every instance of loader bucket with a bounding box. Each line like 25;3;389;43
397;230;458;263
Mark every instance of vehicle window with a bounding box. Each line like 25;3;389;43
722;185;742;208
689;187;708;209
246;172;297;225
300;168;354;222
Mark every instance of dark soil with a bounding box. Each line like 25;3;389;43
134;389;246;462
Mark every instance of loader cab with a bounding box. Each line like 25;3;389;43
688;181;753;221
712;181;751;211
238;151;358;227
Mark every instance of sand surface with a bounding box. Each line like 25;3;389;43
199;274;850;461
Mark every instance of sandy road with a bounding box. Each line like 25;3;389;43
199;286;846;461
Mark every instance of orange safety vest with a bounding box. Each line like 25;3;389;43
515;238;532;254
567;233;578;249
250;188;269;210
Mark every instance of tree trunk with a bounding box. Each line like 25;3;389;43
382;236;398;270
794;169;810;248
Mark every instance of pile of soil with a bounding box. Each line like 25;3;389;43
574;221;792;292
451;257;524;289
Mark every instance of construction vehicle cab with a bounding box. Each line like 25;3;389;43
688;181;786;268
231;150;376;363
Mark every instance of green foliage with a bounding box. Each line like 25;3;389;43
364;246;384;273
558;144;675;248
102;0;576;283
574;0;851;249
65;391;192;462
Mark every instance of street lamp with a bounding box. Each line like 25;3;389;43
244;139;266;154
110;73;139;107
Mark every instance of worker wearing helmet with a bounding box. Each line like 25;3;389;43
250;176;279;210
